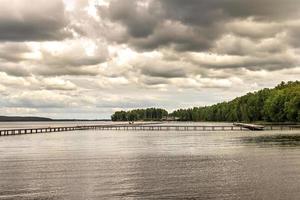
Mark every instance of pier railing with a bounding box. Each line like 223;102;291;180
0;124;298;137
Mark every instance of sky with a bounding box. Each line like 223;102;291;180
0;0;299;119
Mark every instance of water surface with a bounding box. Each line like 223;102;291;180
0;123;299;199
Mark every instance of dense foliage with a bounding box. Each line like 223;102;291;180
111;108;168;121
111;81;300;122
170;81;300;122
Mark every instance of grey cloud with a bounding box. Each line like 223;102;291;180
0;0;71;42
128;21;216;51
4;97;67;108
160;0;300;25
0;43;32;62
286;23;300;47
42;51;107;67
34;66;100;77
4;98;66;108
140;76;169;86
0;43;32;77
102;0;300;52
141;66;186;78
106;0;160;38
0;63;30;77
189;54;299;71
226;20;283;39
213;35;288;56
0;0;299;119
137;59;187;78
1;90;92;109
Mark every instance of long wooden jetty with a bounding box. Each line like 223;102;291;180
0;123;298;137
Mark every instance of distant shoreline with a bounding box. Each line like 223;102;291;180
0;116;110;122
0;116;299;126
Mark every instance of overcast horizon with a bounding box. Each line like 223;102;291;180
0;0;299;119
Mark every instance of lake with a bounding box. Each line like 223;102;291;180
0;122;299;199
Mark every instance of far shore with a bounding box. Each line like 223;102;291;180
0;116;110;122
1;117;299;126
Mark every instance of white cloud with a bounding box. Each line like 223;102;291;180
0;0;299;118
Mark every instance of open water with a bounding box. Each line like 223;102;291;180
0;122;299;199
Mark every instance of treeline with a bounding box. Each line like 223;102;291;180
111;81;300;122
0;116;52;122
111;108;168;121
170;81;300;122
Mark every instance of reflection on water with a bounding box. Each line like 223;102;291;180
0;124;299;200
242;134;300;147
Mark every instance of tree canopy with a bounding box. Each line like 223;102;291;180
111;81;300;122
111;108;168;121
171;81;300;122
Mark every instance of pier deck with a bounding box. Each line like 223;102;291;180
233;123;265;131
0;123;298;137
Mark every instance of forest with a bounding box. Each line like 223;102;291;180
111;81;300;122
111;108;168;121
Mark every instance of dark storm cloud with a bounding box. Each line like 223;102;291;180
127;21;217;51
102;0;300;52
102;0;219;51
160;0;300;25
0;0;71;42
106;0;160;38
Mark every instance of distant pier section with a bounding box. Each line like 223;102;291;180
233;123;265;131
0;122;299;137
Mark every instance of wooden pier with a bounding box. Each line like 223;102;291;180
0;124;246;136
0;123;298;137
0;126;87;136
92;125;248;131
233;123;265;131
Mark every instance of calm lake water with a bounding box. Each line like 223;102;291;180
0;122;299;199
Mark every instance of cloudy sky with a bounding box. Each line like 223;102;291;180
0;0;299;119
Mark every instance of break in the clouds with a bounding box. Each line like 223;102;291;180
0;0;299;118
